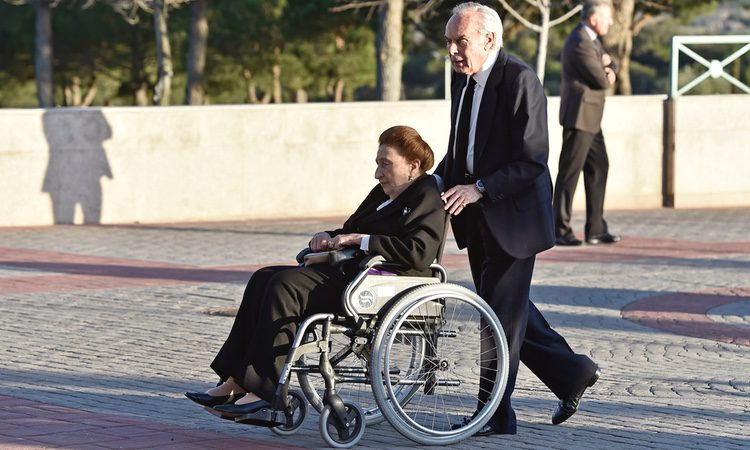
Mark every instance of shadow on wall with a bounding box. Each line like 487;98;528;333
41;110;113;224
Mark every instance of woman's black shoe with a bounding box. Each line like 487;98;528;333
213;399;272;417
184;391;245;408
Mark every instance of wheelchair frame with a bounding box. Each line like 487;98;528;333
231;251;510;448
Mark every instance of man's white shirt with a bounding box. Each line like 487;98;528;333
454;49;500;175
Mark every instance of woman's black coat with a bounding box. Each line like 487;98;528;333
327;174;447;276
209;174;446;401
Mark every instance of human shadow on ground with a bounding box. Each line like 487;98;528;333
42;109;112;224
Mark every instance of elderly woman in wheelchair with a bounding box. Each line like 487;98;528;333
185;125;509;447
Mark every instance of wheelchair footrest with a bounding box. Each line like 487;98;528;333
234;408;285;427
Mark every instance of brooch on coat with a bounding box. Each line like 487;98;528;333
402;207;411;216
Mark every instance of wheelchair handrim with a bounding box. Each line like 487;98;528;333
380;288;509;441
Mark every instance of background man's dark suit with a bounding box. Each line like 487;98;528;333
554;23;614;241
435;51;597;433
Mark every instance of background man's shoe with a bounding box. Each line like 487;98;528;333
586;233;621;245
551;368;601;425
555;234;583;246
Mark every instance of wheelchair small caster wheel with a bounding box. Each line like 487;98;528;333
319;400;365;448
270;389;308;436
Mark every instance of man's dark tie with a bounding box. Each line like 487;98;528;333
453;76;477;186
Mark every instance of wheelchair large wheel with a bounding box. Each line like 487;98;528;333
297;325;425;425
370;283;509;446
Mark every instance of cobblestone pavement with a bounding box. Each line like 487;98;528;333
0;208;748;449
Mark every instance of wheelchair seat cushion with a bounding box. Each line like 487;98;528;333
366;268;396;276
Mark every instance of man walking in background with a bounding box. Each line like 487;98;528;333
554;0;621;246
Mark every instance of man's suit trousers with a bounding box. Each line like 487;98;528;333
464;206;598;433
464;205;533;434
553;128;610;238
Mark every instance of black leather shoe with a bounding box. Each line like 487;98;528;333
555;234;583;246
213;399;272;418
586;233;621;245
475;423;505;437
452;417;515;436
551;368;601;425
185;391;245;408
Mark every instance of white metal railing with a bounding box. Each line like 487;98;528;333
670;35;750;97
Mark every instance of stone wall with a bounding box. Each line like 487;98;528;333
0;95;747;226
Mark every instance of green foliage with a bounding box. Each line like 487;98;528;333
198;0;377;102
1;0;744;105
630;0;750;95
661;0;718;23
0;3;36;106
0;0;378;106
0;74;38;108
497;11;579;95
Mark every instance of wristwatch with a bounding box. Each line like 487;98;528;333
475;179;486;195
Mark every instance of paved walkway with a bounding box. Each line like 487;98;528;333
0;208;749;449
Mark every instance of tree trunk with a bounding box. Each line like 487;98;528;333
269;46;282;103
64;77;81;107
536;3;550;83
243;69;259;103
153;0;173;105
34;0;54;107
242;69;272;104
64;75;97;107
272;63;281;103
81;75;97;106
295;88;308;103
134;82;149;105
603;0;634;94
185;0;208;105
334;79;345;103
130;27;149;106
376;0;403;101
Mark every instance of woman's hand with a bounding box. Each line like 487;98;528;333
310;232;332;252
328;233;364;250
311;232;363;251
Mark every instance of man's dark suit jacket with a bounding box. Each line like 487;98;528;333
327;174;447;277
559;24;611;134
435;50;555;260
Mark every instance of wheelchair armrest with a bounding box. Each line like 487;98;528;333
296;248;313;265
358;255;385;270
328;248;360;265
357;255;404;272
299;248;361;267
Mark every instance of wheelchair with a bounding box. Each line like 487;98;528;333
231;245;510;448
